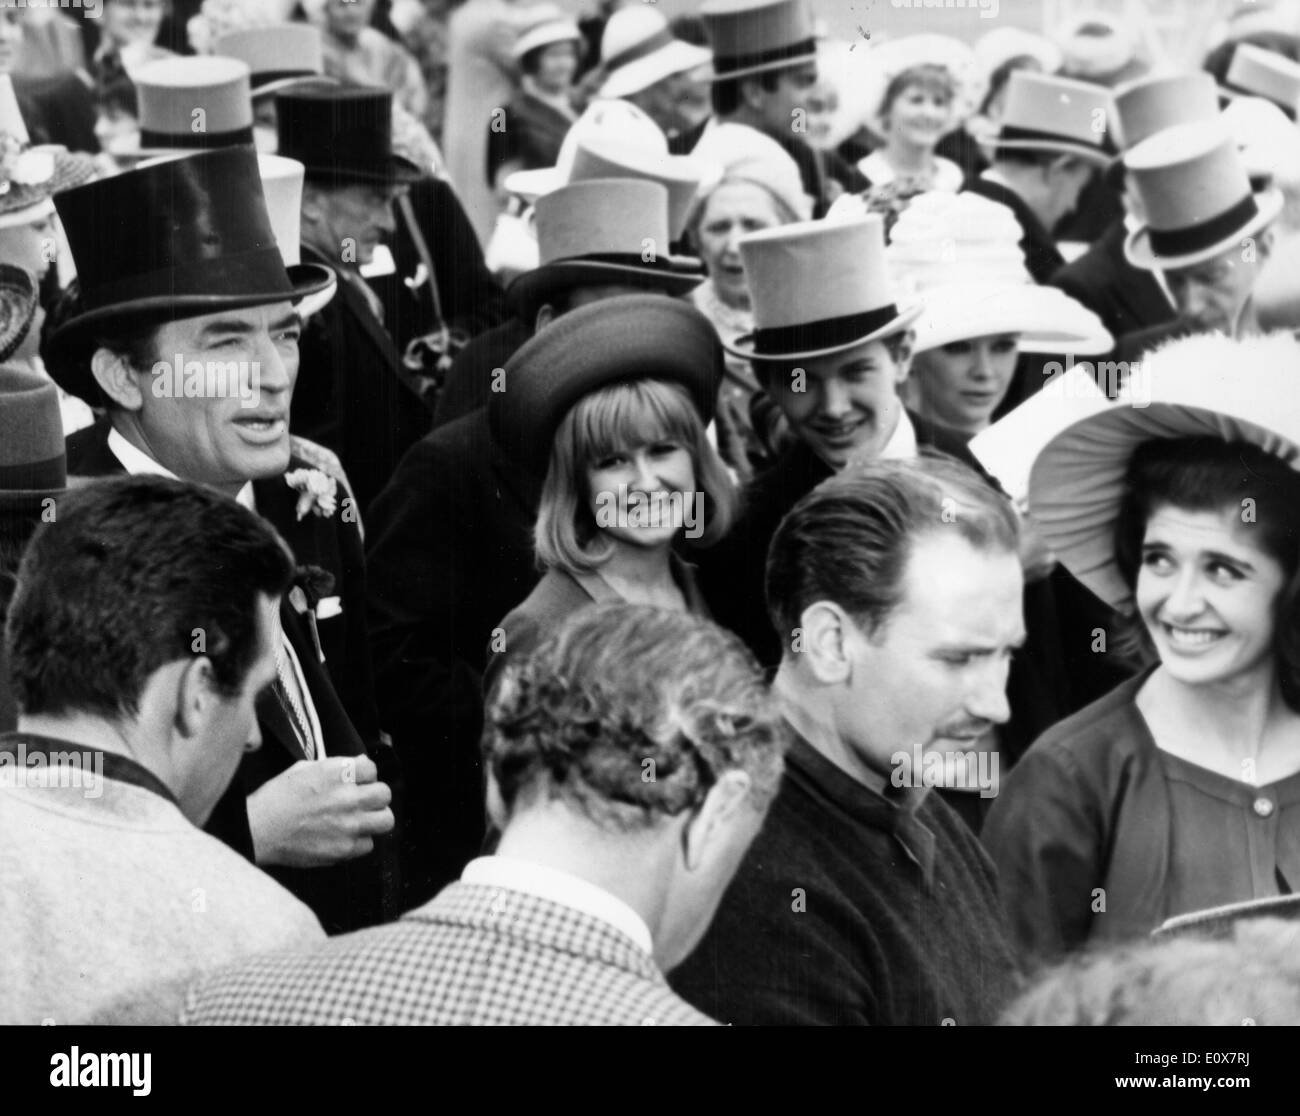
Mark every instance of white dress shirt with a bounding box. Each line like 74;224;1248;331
462;855;655;956
880;406;919;461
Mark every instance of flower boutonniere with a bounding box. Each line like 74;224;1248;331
285;468;338;521
288;565;337;664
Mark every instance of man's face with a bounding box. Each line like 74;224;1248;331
311;182;403;267
634;71;710;136
123;302;302;489
1165;243;1261;333
181;592;277;825
762;337;910;471
838;531;1025;776
0;210;56;280
327;0;373;41
1044;157;1096;227
104;0;165;49
752;62;817;133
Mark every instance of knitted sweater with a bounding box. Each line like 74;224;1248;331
0;733;324;1024
670;733;1022;1025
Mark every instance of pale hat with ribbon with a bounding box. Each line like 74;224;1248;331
598;6;712;99
1027;331;1300;611
503;99;714;239
1124;119;1283;271
688;122;811;224
214;24;331;100
118;55;256;158
506;177;703;320
886;191;1111;355
1104;70;1222;189
700;0;818;83
0;75;96;230
976;70;1115;164
511;15;582;62
0;361;67;515
257;152;337;317
1223;42;1300;118
728;215;920;362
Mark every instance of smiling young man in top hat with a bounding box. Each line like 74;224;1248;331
46;146;398;935
968;70;1115;284
365;176;706;910
1116;120;1282;362
275;83;432;515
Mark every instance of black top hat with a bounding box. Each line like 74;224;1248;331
274;86;423;187
45;146;333;402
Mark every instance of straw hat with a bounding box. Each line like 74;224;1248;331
1124;121;1283;271
1223;43;1300;118
502;99;713;240
700;0;818;83
1027;332;1300;611
492;294;722;475
506;178;703;320
728;215;920;362
976;70;1116;164
0;75;96;229
598;7;711;99
886;191;1111;355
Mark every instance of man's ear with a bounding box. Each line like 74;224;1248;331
173;655;218;740
90;347;145;412
739;75;765;112
1256;226;1276;263
794;600;857;684
892;329;915;384
534;303;556;332
682;768;753;872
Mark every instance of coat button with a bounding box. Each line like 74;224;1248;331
1254;797;1275;818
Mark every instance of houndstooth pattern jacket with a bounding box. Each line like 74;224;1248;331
180;882;718;1026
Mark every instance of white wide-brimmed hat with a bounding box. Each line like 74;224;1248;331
502;99;713;239
688;122;812;223
1223;42;1300;118
1027;331;1300;610
598;7;711;98
976;70;1116;164
887;191;1111;354
729;215;920;362
700;0;818;83
1124;120;1284;271
854;34;984;140
511;16;582;61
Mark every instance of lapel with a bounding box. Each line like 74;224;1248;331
1103;221;1175;321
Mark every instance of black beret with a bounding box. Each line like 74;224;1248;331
490;294;723;476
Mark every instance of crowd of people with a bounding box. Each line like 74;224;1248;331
5;0;1300;1026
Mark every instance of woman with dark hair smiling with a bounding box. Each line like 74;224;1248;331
985;332;1300;964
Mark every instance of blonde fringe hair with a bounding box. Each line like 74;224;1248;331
534;379;738;575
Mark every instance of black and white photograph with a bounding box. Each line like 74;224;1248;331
1;0;1299;1080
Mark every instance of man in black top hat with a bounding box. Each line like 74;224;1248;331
275;83;432;515
46;147;397;934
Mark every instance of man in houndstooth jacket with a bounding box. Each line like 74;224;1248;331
179;604;790;1026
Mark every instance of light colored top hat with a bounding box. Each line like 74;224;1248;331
128;56;255;156
887;191;1111;355
729;215;920;362
1112;71;1221;151
599;7;712;99
1224;43;1300;118
1124;120;1283;271
257;152;336;317
506;177;703;318
980;70;1115;164
0;362;66;507
1028;331;1300;611
503;99;714;240
214;24;329;100
511;16;582;61
701;0;818;83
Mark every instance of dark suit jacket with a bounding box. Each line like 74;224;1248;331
65;421;392;934
1049;219;1175;342
964;176;1065;285
485;92;573;184
14;71;97;153
432;317;532;429
292;245;434;515
365;406;541;906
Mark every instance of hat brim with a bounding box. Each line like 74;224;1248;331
251;74;337;100
1027;396;1300;611
299;152;425;186
507;257;703;318
912;286;1113;355
709;48;819;83
45;263;335;403
727;301;922;362
977;135;1114;165
599;41;713;98
1125;187;1284;271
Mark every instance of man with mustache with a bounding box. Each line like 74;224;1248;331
671;457;1024;1025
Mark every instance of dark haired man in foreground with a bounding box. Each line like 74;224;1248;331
0;476;323;1024
180;604;788;1025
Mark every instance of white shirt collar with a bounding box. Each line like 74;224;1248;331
461;855;654;956
879;406;918;461
107;426;256;510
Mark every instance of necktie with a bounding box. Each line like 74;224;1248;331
274;637;316;761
